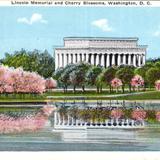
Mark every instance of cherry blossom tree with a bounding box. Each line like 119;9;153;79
131;75;144;91
111;78;123;93
0;65;47;94
111;109;124;119
155;80;160;91
156;111;160;121
45;77;57;90
0;105;54;134
131;109;146;121
41;105;55;117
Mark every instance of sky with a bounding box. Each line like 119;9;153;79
0;7;160;59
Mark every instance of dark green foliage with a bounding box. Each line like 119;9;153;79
86;66;103;86
146;67;160;86
123;108;133;119
69;62;90;92
146;110;156;121
98;67;117;93
1;49;55;78
116;66;135;92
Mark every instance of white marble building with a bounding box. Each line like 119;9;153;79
55;37;147;69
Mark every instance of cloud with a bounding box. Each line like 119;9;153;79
153;31;160;37
17;13;47;25
91;19;112;32
153;25;160;37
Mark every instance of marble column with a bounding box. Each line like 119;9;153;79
68;54;72;64
82;53;85;62
143;55;145;65
128;54;131;65
117;54;121;66
73;53;76;64
101;54;105;67
133;54;136;67
59;53;63;68
107;54;110;67
86;53;89;63
91;54;94;65
138;55;141;66
96;54;99;66
112;54;115;66
123;54;126;65
62;54;65;67
77;53;80;63
55;53;58;69
64;54;67;67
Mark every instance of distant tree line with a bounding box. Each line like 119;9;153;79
0;49;55;78
53;59;160;93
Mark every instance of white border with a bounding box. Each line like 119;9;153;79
1;152;160;160
0;0;160;158
0;0;160;7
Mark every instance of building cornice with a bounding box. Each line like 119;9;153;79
64;37;139;41
55;47;147;52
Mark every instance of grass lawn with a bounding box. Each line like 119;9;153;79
112;91;160;100
0;90;159;102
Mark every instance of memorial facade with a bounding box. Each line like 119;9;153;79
55;37;147;70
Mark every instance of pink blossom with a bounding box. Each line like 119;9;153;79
156;111;160;121
155;80;160;91
0;105;53;134
45;78;57;89
0;65;46;94
111;109;124;119
131;109;146;121
41;105;55;116
131;75;144;88
111;78;122;88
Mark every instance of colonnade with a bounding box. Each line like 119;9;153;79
54;111;144;128
55;52;145;69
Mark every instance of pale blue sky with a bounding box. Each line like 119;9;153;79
0;7;160;59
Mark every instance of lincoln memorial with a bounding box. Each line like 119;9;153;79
55;37;147;70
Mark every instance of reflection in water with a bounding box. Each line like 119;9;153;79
0;105;54;134
0;106;160;151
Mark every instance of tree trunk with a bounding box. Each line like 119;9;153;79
122;85;125;93
109;85;111;93
96;86;99;93
144;83;146;91
82;86;85;93
65;86;68;93
73;86;76;93
128;84;131;93
100;85;102;93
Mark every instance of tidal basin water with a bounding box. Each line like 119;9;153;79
0;103;160;151
1;125;160;151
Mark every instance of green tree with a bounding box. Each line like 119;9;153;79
1;49;55;78
59;64;77;92
116;66;135;93
86;66;103;93
134;66;148;89
146;67;160;88
100;67;117;93
69;62;90;93
154;61;160;69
